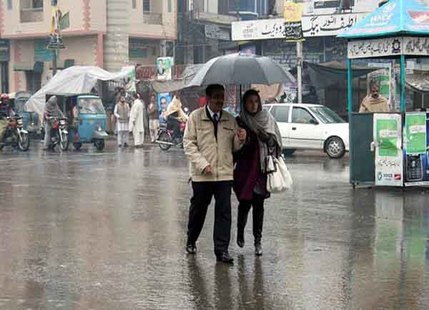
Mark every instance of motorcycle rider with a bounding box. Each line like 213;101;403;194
0;94;15;146
163;94;188;143
43;96;65;150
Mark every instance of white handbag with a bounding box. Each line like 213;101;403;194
267;156;293;193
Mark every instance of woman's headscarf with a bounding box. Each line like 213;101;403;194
240;89;282;173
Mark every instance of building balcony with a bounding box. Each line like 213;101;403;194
20;8;44;23
143;13;163;25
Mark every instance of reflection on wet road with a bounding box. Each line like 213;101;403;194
1;145;429;309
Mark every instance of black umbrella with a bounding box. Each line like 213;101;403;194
187;53;292;87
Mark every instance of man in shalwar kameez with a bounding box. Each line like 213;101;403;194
129;94;145;147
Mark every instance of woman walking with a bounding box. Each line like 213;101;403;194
234;89;282;256
114;96;130;147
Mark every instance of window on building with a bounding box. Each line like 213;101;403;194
32;0;43;9
7;0;13;10
132;0;136;9
168;0;172;12
143;0;150;12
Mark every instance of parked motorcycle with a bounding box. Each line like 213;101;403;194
156;121;186;151
47;117;69;151
0;116;30;151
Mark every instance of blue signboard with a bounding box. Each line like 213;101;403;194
0;40;10;62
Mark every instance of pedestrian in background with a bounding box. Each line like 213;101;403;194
233;89;282;256
147;93;159;143
183;84;247;264
129;93;144;147
43;96;65;150
114;96;130;147
359;80;389;113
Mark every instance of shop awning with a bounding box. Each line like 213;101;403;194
152;80;186;93
13;63;33;71
406;70;429;93
305;61;379;89
13;61;44;73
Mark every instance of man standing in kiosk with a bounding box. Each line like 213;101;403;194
359;80;390;113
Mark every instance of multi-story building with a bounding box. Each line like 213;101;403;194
176;0;277;65
0;0;177;93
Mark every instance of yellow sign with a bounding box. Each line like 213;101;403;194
283;1;303;23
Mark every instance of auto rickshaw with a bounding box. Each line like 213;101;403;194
68;94;108;151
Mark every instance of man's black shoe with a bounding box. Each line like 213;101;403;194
255;243;263;256
216;252;234;264
186;243;197;254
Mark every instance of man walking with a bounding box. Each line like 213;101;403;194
147;94;159;143
183;84;247;264
129;93;145;147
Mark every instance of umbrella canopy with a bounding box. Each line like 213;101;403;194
187;53;292;87
338;0;429;39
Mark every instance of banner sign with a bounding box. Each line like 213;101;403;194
374;113;403;187
284;22;304;42
284;1;302;22
404;113;427;155
232;13;366;41
156;57;173;81
403;113;429;186
283;1;303;42
348;37;429;59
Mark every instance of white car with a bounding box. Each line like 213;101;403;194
264;103;349;159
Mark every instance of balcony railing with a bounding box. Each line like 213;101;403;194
143;13;163;25
20;8;44;23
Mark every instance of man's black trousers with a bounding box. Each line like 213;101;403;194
187;181;233;255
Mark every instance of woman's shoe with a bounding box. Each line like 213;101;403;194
237;233;245;248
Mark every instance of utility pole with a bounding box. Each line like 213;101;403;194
296;40;303;103
47;0;65;76
285;0;304;103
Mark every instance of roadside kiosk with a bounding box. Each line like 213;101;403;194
339;0;429;187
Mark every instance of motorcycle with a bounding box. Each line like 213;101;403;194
47;117;69;151
156;121;186;151
0;116;30;151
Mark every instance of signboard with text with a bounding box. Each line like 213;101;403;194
374;113;403;187
232;13;366;41
404;113;429;186
348;37;429;59
283;1;303;42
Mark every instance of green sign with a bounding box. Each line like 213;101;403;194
376;119;399;157
405;114;427;154
34;39;53;62
129;39;147;59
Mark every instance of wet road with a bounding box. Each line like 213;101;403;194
1;143;429;309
